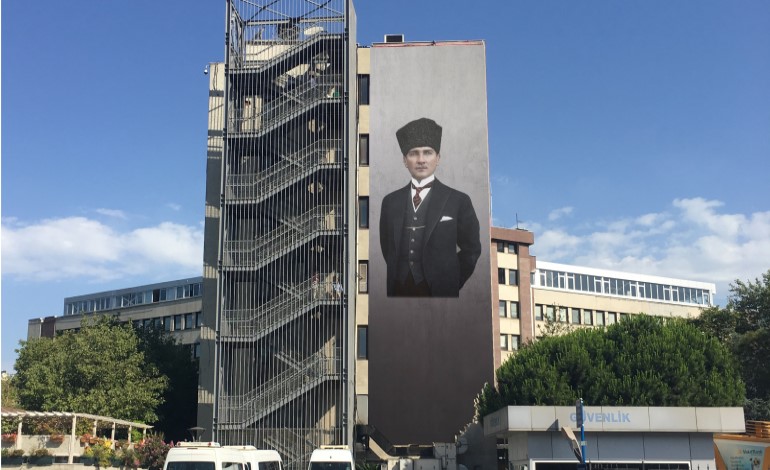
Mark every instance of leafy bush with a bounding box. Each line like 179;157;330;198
477;315;745;418
1;448;25;458
135;435;171;470
30;448;51;458
116;447;141;470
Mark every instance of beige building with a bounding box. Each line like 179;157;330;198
490;227;715;365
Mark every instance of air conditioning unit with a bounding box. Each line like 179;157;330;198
384;34;404;43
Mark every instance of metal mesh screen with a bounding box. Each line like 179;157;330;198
211;2;350;468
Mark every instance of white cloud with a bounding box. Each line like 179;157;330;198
548;206;573;221
166;203;182;211
529;198;770;304
1;216;203;282
95;208;127;219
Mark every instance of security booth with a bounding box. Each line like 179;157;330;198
484;406;746;470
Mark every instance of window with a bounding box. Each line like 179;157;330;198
359;134;369;166
357;74;370;105
545;305;555;321
507;243;517;254
607;312;617;325
196;311;203;327
163;316;172;331
558;307;568;323
357;326;368;359
174;314;183;331
498;301;507;317
358;197;369;228
508;269;518;286
185;312;194;330
510;301;520;319
358;261;369;293
496;241;505;253
595;311;605;326
500;334;509;351
571;308;581;324
498;268;506;284
511;335;520;351
193;343;201;359
153;318;162;329
535;304;543;321
583;310;593;325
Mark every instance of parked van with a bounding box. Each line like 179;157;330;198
163;442;246;470
307;446;354;470
224;445;283;470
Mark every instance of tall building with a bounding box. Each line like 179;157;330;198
199;1;357;468
25;3;716;468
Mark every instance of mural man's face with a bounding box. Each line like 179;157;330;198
403;146;440;181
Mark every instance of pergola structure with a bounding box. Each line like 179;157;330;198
1;409;153;464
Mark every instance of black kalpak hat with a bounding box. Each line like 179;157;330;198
396;118;442;155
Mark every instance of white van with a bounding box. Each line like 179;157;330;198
224;446;283;470
164;443;246;470
307;446;355;470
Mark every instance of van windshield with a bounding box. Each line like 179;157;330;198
309;464;351;470
167;463;216;470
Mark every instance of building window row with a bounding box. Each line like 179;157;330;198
500;334;521;351
495;241;517;254
497;268;519;286
132;311;202;332
535;304;629;326
498;300;520;319
535;269;711;306
65;281;203;316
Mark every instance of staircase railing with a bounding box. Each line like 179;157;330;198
226;139;342;203
219;348;340;426
222;205;341;268
221;273;341;340
230;74;343;135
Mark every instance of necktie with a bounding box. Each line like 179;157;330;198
412;182;433;209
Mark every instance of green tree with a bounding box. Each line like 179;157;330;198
476;315;744;418
12;317;167;423
135;326;198;442
1;374;19;409
693;270;770;420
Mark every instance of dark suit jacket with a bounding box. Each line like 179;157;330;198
379;179;481;297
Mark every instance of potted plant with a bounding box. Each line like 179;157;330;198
0;434;16;445
81;446;95;466
1;448;25;466
28;448;54;466
89;439;114;468
49;434;65;444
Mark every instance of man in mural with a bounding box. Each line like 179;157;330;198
379;117;481;298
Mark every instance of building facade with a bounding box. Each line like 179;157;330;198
27;277;204;354
25;8;719;468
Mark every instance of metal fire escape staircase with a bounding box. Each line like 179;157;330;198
219;5;346;465
220;273;340;342
222;204;341;270
219;347;341;428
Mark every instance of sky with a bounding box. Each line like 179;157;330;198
2;0;769;372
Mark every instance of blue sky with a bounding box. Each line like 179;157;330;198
2;0;769;372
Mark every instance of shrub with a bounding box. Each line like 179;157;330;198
135;435;171;470
1;448;25;458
